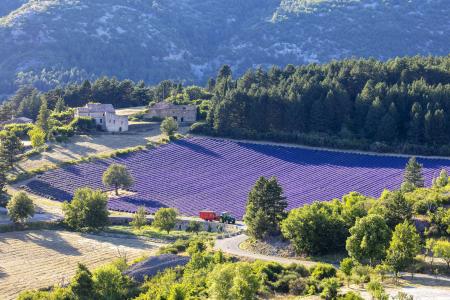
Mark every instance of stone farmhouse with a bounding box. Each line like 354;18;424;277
146;102;197;123
75;103;128;132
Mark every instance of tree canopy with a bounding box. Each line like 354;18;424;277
102;164;134;196
244;176;287;239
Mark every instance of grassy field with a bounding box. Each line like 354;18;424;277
0;230;163;300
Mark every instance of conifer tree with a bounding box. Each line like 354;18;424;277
403;157;424;188
244;176;287;239
0;131;24;168
36;98;50;133
54;97;66;113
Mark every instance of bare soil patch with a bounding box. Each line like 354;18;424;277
240;236;298;258
0;230;163;299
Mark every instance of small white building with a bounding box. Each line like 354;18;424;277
146;102;197;123
75;103;129;132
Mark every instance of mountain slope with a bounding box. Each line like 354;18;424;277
0;0;448;97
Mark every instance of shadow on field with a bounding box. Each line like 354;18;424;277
175;139;222;158
0;266;8;279
0;231;81;256
402;274;450;288
80;232;159;250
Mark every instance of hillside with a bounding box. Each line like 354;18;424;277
0;0;449;97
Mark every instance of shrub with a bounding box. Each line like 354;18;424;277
28;126;46;148
161;117;179;136
310;263;337;281
289;277;307;295
50;109;74;124
3;123;34;138
186;220;202;235
351;265;371;286
338;291;364;300
272;272;298;293
52;125;75;142
7;192;35;224
320;277;340;300
208;262;260;300
69;117;96;133
92;264;134;300
130;206;147;229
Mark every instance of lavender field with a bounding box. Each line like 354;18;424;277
23;138;450;218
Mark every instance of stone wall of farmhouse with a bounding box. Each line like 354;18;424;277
146;108;197;123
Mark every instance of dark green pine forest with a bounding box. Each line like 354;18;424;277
198;56;450;155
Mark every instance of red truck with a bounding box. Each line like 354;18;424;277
199;211;236;224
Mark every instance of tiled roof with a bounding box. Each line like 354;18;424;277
77;103;115;113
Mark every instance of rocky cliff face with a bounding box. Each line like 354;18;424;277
0;0;448;97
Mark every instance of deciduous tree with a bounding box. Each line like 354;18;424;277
385;221;421;278
102;164;133;196
281;202;347;255
153;207;177;233
7;192;35;224
62;188;109;230
346;214;391;265
433;240;450;270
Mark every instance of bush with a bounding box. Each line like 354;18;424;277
161;117;179;136
130;206;148;229
28;126;46;148
289;277;308;295
52;125;75;142
51;109;74;124
186;220;202;234
93;264;135;300
7;192;35;224
320;277;340;300
310;263;337;281
208;262;260;300
62;188;109;230
3;123;34;138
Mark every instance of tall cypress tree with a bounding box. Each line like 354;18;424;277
36;98;50;133
244;176;287;239
0;131;24;168
403;156;425;188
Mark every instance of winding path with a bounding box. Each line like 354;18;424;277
214;234;316;267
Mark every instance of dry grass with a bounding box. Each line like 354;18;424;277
0;230;163;300
17;132;157;171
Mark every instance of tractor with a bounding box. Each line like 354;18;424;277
199;211;236;224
